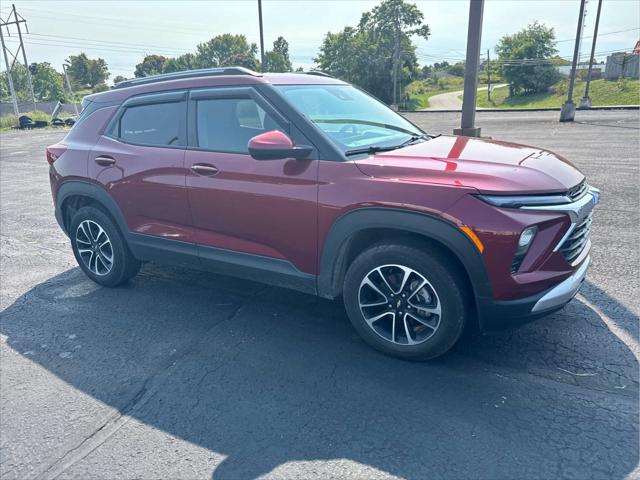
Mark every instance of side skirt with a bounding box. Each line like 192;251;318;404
127;233;317;295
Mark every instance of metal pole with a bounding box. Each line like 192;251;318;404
392;30;399;107
0;27;18;115
454;0;484;137
487;49;491;102
258;0;265;71
560;0;586;122
12;4;36;112
580;0;602;109
62;64;79;115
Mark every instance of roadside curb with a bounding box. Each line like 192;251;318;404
403;105;640;113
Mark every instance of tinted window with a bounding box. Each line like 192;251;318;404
196;98;282;153
119;102;183;146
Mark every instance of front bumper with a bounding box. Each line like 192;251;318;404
532;256;590;312
478;255;590;332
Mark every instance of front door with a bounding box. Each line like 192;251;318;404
184;87;318;277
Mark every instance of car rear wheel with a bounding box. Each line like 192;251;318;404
70;206;141;287
343;242;468;360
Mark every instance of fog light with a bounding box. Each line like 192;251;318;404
518;226;537;248
512;226;538;273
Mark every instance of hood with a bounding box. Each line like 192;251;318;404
354;135;585;194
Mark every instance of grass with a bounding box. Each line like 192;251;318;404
0;111;72;131
475;78;640;109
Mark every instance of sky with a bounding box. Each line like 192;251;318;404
1;0;638;80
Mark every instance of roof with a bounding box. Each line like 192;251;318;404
86;69;346;103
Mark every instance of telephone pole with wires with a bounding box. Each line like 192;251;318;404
258;0;265;71
560;0;587;122
580;0;603;109
1;4;37;112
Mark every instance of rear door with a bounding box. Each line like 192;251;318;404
89;90;194;243
184;86;319;276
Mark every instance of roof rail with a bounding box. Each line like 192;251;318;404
114;67;262;89
305;70;334;78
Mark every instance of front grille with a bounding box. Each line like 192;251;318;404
566;181;588;201
559;212;593;263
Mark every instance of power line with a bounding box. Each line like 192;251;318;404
3;37;190;57
14;6;214;37
25;32;194;55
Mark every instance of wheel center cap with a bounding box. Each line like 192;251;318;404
396;299;402;310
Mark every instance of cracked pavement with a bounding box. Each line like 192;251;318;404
1;110;638;479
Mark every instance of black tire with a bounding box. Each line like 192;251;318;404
343;242;468;360
70;206;141;287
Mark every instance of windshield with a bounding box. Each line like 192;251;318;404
275;84;424;153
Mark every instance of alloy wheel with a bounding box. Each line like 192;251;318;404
358;264;442;345
75;219;114;276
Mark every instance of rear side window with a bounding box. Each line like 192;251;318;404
119;102;184;147
196;98;282;153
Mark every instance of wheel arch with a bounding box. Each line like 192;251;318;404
317;208;493;309
56;181;129;236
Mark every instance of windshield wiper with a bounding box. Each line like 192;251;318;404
397;133;430;147
345;133;432;157
312;118;420;136
345;145;403;156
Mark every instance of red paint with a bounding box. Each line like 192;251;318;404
248;130;294;150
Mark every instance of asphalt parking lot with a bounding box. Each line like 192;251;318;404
1;110;638;479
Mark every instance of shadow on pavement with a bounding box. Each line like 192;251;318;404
1;265;638;479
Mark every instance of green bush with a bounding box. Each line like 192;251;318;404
92;83;109;93
553;79;569;97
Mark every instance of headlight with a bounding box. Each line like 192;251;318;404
476;194;571;208
512;226;538;273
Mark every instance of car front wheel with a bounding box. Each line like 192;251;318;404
343;243;468;360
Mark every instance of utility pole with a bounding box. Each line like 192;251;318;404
580;0;602;109
392;28;400;108
486;49;491;102
0;28;18;115
560;0;587;122
11;5;36;112
257;0;265;71
454;0;484;137
62;64;79;115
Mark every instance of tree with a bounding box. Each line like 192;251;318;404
162;53;197;73
195;34;258;70
112;75;127;85
29;62;66;101
496;22;561;95
446;62;465;77
432;61;449;71
1;62;67;102
134;55;166;77
263;36;292;72
0;64;28;102
64;53;109;88
315;0;429;104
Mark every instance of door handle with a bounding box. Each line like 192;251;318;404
95;155;116;166
191;163;219;176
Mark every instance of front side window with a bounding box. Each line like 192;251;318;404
119;101;183;146
275;84;424;153
196;98;282;153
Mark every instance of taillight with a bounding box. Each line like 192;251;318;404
46;144;67;165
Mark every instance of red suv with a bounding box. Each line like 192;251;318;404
47;67;599;360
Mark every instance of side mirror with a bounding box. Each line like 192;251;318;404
248;130;312;161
